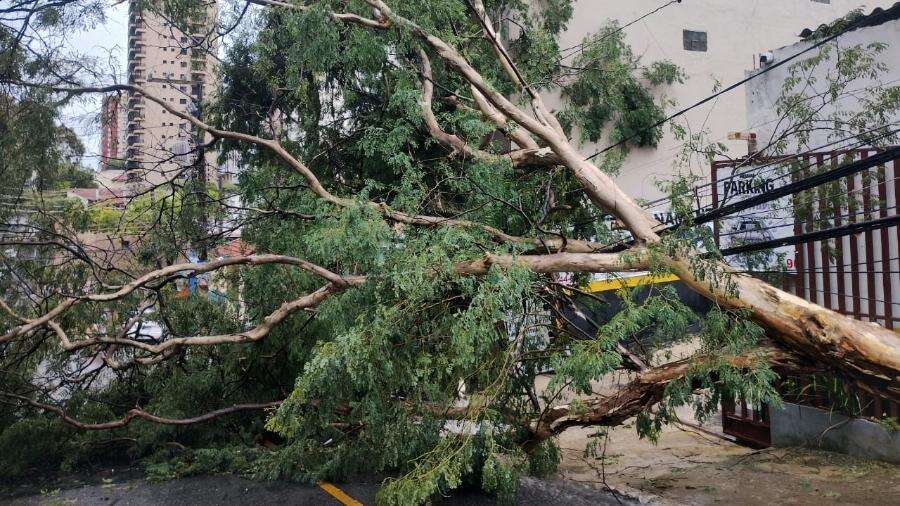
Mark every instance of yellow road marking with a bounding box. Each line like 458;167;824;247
318;481;363;506
586;273;679;293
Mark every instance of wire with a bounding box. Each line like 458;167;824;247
645;129;900;239
556;0;681;62
716;176;900;224
802;287;900;307
695;146;900;225
616;76;900;190
585;12;877;160
719;214;900;256
640;121;900;212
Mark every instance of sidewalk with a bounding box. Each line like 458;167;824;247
556;410;900;505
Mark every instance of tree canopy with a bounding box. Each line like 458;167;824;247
1;1;899;504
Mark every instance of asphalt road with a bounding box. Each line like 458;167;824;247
2;473;637;505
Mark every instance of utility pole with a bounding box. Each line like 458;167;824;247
188;97;209;262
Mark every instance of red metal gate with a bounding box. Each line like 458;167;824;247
712;148;900;327
712;148;900;444
721;396;771;447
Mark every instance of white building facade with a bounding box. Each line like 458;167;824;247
739;5;900;329
542;0;896;206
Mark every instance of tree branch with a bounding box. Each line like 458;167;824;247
0;392;281;430
4;249;646;357
16;81;596;252
1;254;359;343
530;348;804;441
46;282;357;355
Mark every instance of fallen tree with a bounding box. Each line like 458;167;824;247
1;1;899;503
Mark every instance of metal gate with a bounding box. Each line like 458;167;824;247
711;148;900;444
712;148;900;327
721;396;771;447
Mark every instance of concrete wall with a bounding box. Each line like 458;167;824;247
743;18;900;327
541;0;895;206
746;18;900;151
771;402;900;463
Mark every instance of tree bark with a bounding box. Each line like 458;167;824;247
529;348;808;441
361;0;900;399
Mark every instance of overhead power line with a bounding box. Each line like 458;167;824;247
641;122;900;212
586;11;875;160
719;214;900;257
693;145;900;225
594;139;900;253
557;0;682;62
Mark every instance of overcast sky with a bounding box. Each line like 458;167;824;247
63;2;128;170
64;1;249;170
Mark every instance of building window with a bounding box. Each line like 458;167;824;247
811;0;830;3
683;30;707;52
179;98;187;104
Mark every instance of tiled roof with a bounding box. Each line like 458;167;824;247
799;2;900;40
213;239;255;258
67;187;126;204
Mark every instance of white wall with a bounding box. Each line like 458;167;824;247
544;0;896;205
743;17;900;326
746;18;900;151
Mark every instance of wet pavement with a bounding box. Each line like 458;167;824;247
1;472;636;505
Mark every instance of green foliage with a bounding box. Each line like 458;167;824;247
876;415;900;433
559;21;684;153
0;419;72;478
0;2;831;504
144;446;272;482
772;40;900;154
551;285;695;394
642;308;780;440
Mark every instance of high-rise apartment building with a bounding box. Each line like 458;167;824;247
99;94;126;169
124;0;219;186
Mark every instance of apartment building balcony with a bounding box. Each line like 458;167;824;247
128;45;144;60
128;56;145;71
127;133;145;146
127;95;143;109
128;7;144;25
128;27;144;42
128;70;145;85
127;110;144;122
